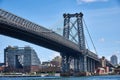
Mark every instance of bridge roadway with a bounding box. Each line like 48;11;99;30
0;9;99;61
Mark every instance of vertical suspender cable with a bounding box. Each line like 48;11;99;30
83;18;97;54
85;37;90;50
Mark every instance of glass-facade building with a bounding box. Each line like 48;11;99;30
110;55;118;66
4;46;41;73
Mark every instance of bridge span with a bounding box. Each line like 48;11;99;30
0;9;98;59
0;9;113;76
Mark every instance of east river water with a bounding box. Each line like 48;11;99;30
0;75;120;80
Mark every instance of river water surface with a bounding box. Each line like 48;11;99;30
0;75;120;80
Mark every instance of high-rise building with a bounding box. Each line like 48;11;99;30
4;46;41;73
110;55;118;66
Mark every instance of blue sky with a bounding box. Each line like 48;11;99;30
0;0;120;63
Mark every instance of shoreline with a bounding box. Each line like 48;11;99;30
0;74;119;77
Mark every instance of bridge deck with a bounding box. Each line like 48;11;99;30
0;9;99;61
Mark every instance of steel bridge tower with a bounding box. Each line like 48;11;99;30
61;12;87;75
63;13;85;50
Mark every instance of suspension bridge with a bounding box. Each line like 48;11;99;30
0;9;114;76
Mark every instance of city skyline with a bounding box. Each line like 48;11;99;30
0;0;120;62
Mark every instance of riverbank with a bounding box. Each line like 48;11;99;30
0;75;120;80
0;72;118;77
0;73;60;77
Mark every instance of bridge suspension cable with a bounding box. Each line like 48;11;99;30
83;18;97;54
49;18;63;35
85;38;90;50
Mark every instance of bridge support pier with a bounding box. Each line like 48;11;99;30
79;56;83;72
74;58;77;72
60;53;72;76
61;53;97;76
86;58;96;74
87;58;90;72
79;57;81;72
78;55;87;72
74;57;80;72
91;59;96;73
90;59;93;72
93;60;95;73
73;55;89;76
61;54;70;73
83;55;87;72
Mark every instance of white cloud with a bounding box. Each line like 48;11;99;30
76;0;108;4
99;38;105;42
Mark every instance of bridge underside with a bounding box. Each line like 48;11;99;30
0;22;81;57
